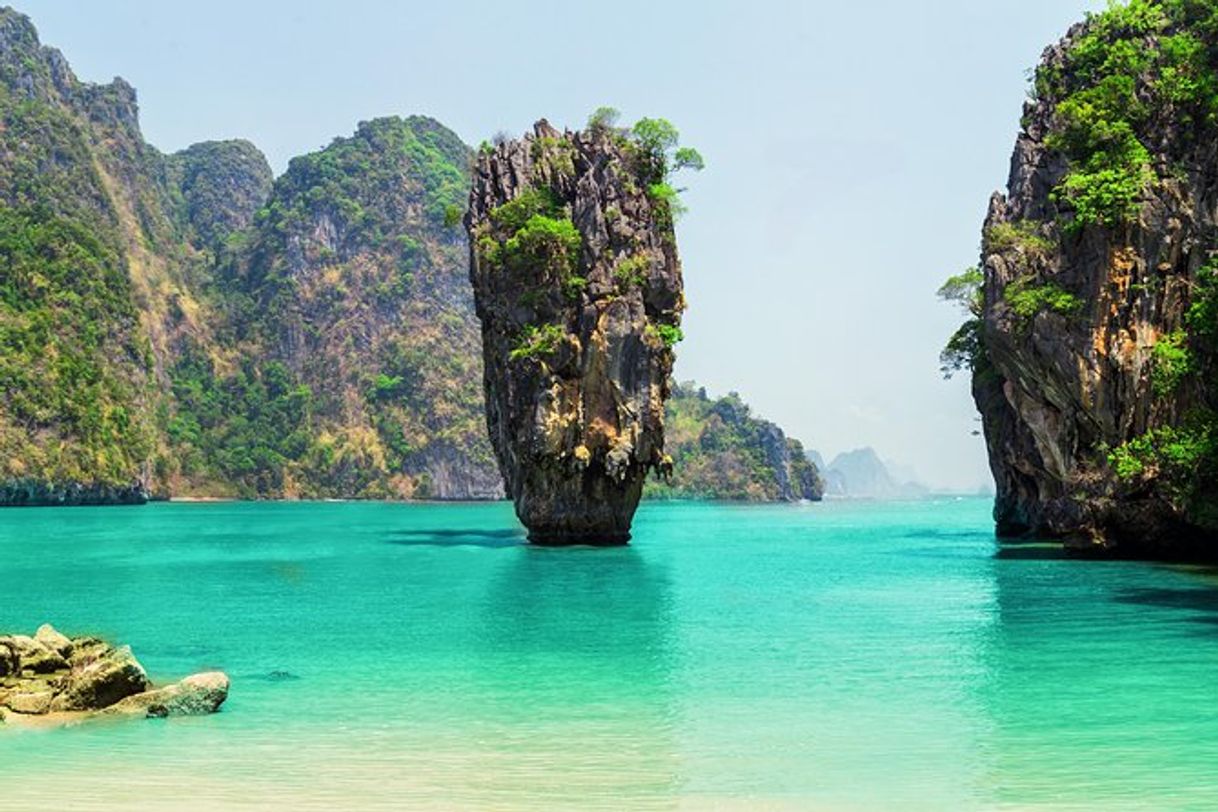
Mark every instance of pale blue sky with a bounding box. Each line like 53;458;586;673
14;0;1105;489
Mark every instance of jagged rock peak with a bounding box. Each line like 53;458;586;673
0;7;135;127
466;117;687;544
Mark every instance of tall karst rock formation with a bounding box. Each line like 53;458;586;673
966;1;1218;555
466;119;687;543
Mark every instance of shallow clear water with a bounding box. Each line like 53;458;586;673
2;498;1218;810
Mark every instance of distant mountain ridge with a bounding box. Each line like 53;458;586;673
809;447;928;499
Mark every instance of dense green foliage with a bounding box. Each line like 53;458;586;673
510;323;566;361
483;188;580;277
256;117;467;257
0;33;165;489
501;215;581;278
586;109;704;224
478;186;585;309
0;206;152;484
1037;0;1218;230
171;140;273;249
166;116;496;498
1004;279;1083;320
1108;419;1218;505
613;254;649;290
1151;329;1193;395
983;221;1054;256
630;118;705;183
647;383;821;501
166;353;313;495
649;323;685;348
937;267;985;378
1105;254;1218;520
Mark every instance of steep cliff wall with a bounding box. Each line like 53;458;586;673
0;9;223;503
0;9;501;503
467;119;688;542
969;1;1218;555
172;117;501;500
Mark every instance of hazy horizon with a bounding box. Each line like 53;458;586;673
12;0;1107;490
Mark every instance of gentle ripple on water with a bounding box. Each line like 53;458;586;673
1;498;1218;810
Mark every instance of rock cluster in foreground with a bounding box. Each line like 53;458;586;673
467;120;685;544
0;625;228;727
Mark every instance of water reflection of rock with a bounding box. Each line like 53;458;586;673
979;543;1218;808
470;547;679;809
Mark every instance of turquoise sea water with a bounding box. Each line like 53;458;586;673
2;498;1218;810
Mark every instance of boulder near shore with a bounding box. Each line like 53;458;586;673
0;625;229;727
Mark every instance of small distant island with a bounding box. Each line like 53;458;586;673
807;447;929;500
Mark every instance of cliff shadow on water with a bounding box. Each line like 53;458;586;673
384;527;525;549
973;545;1218;807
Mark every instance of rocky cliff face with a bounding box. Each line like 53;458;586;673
651;382;823;501
179;116;502;500
0;8;209;504
467;120;685;542
170;139;274;250
0;9;501;503
971;2;1218;555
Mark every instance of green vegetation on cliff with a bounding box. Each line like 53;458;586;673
170;140;273;250
936;267;984;378
647;383;823;502
0;206;152;486
166;116;499;499
963;0;1218;547
1046;0;1218;525
0;10;502;502
1034;0;1218;230
0;15;157;493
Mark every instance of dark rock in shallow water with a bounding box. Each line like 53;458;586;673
0;479;148;507
466;120;685;544
0;625;229;726
0;641;16;677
